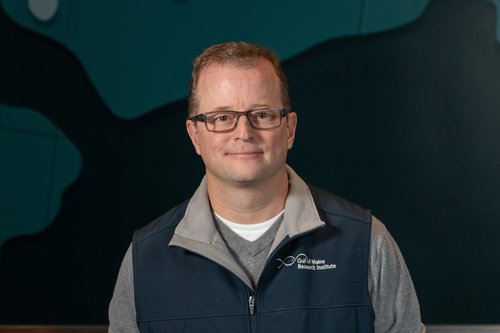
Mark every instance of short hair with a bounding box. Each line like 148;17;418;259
187;41;291;116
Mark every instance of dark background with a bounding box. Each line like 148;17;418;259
1;0;499;325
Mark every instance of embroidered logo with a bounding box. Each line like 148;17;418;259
277;253;337;271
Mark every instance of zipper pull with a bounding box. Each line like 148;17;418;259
248;295;255;315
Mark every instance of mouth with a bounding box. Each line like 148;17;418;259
226;151;262;155
225;151;263;157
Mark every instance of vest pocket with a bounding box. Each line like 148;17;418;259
138;315;249;333
258;305;374;332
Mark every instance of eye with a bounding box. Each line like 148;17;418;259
207;112;233;124
214;114;229;122
257;112;270;119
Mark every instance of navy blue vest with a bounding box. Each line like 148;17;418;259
133;186;374;332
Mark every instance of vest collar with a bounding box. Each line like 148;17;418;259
171;165;325;247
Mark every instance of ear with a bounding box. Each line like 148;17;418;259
286;112;297;150
186;120;202;156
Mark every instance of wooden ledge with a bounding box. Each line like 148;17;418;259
0;326;107;333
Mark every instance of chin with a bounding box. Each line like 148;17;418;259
214;168;264;187
229;172;262;184
207;161;282;186
230;168;282;187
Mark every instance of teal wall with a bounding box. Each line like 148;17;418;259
2;0;429;119
1;0;499;325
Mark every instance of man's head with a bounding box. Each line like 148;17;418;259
188;42;291;117
185;42;297;188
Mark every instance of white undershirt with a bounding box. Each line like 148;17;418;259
214;210;285;241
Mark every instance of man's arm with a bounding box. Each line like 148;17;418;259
108;244;139;333
369;217;426;332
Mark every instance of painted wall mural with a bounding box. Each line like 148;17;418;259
0;105;80;250
2;0;429;119
0;0;499;326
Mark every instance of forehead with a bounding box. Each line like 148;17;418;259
198;59;278;82
196;60;281;107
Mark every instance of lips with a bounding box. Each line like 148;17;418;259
225;148;264;157
225;151;263;156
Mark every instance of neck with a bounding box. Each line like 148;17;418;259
206;169;289;225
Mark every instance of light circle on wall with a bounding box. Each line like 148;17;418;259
28;0;59;22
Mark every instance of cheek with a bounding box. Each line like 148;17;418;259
197;135;227;155
281;129;293;147
270;132;291;156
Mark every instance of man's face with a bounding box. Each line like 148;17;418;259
186;59;297;187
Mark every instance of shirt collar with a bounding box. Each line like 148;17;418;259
172;165;325;245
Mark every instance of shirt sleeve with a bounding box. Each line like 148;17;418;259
368;217;426;333
108;243;139;333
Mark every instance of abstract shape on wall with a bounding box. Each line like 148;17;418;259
0;105;81;252
1;0;430;119
28;0;58;21
487;0;500;40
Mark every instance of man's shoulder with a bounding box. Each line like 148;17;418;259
307;184;371;225
133;199;190;244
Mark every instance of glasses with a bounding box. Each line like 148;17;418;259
188;108;290;133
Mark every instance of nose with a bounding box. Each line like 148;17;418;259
233;114;254;140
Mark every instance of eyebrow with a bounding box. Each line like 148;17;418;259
211;104;272;112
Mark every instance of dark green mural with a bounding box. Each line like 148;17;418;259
0;0;499;326
2;0;428;119
0;105;80;251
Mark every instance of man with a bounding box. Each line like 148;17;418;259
109;42;425;332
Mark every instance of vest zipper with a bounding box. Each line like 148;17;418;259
248;295;255;315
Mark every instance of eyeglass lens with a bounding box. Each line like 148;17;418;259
205;109;283;132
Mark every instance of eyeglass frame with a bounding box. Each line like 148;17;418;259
187;108;292;133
